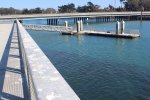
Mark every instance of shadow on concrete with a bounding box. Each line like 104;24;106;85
6;67;21;74
9;54;20;58
11;41;18;44
10;46;19;50
11;37;18;40
0;24;29;99
1;92;24;100
0;23;14;99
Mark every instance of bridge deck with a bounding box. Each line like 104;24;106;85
0;23;29;99
0;12;150;19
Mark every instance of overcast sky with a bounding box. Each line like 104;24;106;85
0;0;120;9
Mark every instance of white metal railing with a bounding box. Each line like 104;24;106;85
23;24;73;32
16;20;80;100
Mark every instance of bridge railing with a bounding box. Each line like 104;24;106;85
1;11;150;19
16;20;80;100
23;24;73;32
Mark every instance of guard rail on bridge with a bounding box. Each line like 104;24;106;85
1;11;150;19
16;20;80;100
23;24;73;32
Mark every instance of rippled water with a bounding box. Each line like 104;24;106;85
28;21;150;100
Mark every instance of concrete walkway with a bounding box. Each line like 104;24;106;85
0;23;29;99
0;24;13;62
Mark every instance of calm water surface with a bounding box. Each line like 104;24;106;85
28;21;150;100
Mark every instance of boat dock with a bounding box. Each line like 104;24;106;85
62;30;140;38
62;20;140;39
21;19;140;39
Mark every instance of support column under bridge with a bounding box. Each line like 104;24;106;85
47;19;58;25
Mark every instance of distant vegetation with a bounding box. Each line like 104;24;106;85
124;0;150;11
0;0;150;15
0;7;56;15
22;7;56;14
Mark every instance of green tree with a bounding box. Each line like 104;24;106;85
77;2;100;12
22;8;30;14
34;7;42;14
58;3;76;13
0;7;21;15
44;8;56;14
87;2;100;12
120;0;125;8
124;0;150;11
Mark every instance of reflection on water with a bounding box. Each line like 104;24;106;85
62;35;70;42
77;35;84;45
115;38;125;50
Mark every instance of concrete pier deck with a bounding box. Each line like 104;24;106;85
0;23;29;99
85;31;140;38
62;30;140;38
0;24;13;61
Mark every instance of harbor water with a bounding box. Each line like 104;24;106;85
27;21;150;100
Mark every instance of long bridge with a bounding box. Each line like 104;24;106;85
1;12;150;26
1;12;150;19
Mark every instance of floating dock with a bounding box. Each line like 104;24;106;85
62;30;140;39
62;20;140;39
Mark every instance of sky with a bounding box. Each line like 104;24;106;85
0;0;121;10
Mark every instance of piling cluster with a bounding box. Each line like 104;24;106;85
64;21;68;28
76;20;83;33
116;20;125;34
64;20;84;33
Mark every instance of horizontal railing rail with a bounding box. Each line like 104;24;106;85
16;20;80;100
1;11;150;19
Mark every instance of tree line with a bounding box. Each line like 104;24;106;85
58;2;101;13
123;0;150;11
0;1;150;15
0;7;56;15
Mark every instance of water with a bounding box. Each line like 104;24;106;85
28;21;150;100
